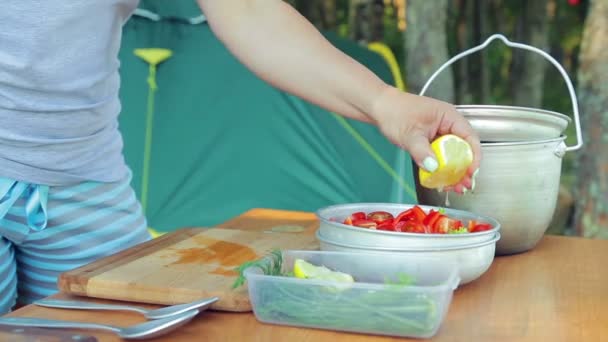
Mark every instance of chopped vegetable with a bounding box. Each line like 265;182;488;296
340;205;493;234
448;227;469;234
351;218;377;229
367;211;394;223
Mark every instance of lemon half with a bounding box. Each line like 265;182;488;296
293;259;355;283
419;134;473;189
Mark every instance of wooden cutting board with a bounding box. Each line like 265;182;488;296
58;210;320;312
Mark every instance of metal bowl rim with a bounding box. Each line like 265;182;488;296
317;230;501;252
456;104;572;124
479;135;567;147
316;203;500;239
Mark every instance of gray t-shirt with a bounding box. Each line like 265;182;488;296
0;0;139;185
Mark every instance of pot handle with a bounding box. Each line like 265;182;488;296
419;33;583;152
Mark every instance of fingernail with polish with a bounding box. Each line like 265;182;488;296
423;157;438;173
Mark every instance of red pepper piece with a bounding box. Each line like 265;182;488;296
376;218;395;230
394;205;427;223
423;210;442;231
470;223;492;232
350;212;367;221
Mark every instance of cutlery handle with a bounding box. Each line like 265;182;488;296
35;299;146;315
0;317;119;333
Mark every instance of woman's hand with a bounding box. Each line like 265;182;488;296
371;86;481;193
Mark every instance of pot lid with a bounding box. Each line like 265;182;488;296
456;105;571;142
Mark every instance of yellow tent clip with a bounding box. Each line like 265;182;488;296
148;227;165;238
134;48;173;224
134;48;173;90
134;48;173;65
367;42;406;91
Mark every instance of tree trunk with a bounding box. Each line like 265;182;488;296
295;0;337;30
319;0;337;30
405;0;454;102
348;0;363;40
452;0;471;104
474;0;489;103
367;0;385;42
510;0;551;108
347;0;383;43
574;0;608;239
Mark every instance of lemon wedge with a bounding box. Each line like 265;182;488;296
293;259;355;283
419;134;473;189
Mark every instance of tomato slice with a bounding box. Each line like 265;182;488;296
367;211;394;224
344;208;490;235
470;223;492;232
352;219;378;229
434;217;463;234
401;220;426;233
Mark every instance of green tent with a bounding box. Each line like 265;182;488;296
117;1;416;233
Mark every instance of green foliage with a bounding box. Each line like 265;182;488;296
295;1;585;116
293;0;589;231
232;249;284;289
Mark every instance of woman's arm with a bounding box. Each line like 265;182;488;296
196;0;480;191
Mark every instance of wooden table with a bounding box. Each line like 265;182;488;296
5;208;608;341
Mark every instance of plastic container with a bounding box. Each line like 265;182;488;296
244;250;460;338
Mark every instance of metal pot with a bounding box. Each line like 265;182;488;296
408;34;583;255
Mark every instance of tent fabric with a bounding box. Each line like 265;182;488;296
117;1;416;233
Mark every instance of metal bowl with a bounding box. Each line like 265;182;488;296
317;230;500;284
316;203;500;249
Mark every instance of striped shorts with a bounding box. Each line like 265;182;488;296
0;172;151;314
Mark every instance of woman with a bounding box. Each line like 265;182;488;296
0;0;480;313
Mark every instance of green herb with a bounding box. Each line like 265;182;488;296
384;272;415;286
232;249;285;289
448;227;469;234
254;279;438;336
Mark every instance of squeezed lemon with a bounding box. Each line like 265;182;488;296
293;259;354;283
419;134;473;189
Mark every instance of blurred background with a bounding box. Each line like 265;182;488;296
284;0;605;238
119;0;606;240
